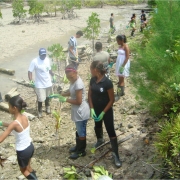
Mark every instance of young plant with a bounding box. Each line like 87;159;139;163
93;166;113;180
0;9;3;19
52;110;61;131
12;0;27;22
83;12;100;51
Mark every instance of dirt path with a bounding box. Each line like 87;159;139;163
0;3;162;180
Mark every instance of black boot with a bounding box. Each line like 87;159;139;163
131;30;134;36
69;138;86;159
94;127;105;148
69;131;78;153
110;138;122;168
119;86;125;96
38;102;42;118
26;172;37;180
45;97;50;114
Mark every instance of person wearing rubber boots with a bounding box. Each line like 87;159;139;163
49;64;90;159
88;61;122;168
28;48;55;118
68;31;83;69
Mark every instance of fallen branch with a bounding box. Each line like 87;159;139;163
10;78;32;87
85;133;134;168
0;68;15;75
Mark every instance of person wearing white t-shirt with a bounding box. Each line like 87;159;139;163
28;48;55;118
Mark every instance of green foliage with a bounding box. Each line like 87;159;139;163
52;110;61;130
148;0;156;7
84;0;103;8
28;0;44;18
59;0;81;13
155;115;180;178
91;147;96;154
83;12;100;51
93;166;112;179
12;0;26;21
130;1;180;116
42;0;60;16
0;9;2;19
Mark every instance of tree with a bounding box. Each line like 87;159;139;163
12;0;26;22
28;0;44;22
60;0;81;19
83;12;100;51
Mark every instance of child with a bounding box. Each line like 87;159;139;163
49;64;90;159
88;61;122;168
115;35;130;100
0;95;37;179
129;13;136;36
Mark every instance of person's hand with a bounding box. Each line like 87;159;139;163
49;94;61;99
95;111;105;122
91;108;97;119
119;66;124;74
52;75;56;83
29;80;35;88
59;95;67;103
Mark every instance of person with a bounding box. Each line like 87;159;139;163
28;48;55;118
68;31;83;69
115;35;130;100
49;64;90;159
140;10;147;32
129;13;136;36
0;95;37;180
88;61;122;168
93;42;112;79
109;13;115;34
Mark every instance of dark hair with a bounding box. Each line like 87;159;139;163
141;10;144;13
111;13;113;16
9;95;27;112
132;13;136;18
76;31;83;36
116;35;127;43
95;42;102;50
65;64;77;73
91;61;106;75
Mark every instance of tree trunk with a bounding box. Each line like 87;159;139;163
0;68;15;75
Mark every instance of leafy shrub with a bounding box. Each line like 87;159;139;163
0;9;2;19
155;115;180;178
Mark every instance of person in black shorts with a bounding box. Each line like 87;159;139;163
0;95;37;179
88;61;122;168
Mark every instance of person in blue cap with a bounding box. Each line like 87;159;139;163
28;48;55;118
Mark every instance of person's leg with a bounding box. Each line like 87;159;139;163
117;76;125;96
69;131;79;153
69;120;88;159
94;119;104;148
103;108;122;168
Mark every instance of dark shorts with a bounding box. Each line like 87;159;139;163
16;143;34;168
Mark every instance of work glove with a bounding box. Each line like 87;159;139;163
119;66;124;74
108;62;114;68
0;121;3;126
52;75;56;83
91;108;97;119
95;111;105;122
29;80;35;88
58;95;67;103
49;94;61;99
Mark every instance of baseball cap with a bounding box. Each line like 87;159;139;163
39;48;46;55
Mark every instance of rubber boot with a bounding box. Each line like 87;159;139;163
26;172;37;180
38;102;42;118
69;138;86;159
45;97;50;114
110;138;122;168
119;86;125;96
31;171;38;180
131;30;134;36
69;131;78;153
94;127;105;148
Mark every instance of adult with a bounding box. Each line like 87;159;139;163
68;31;83;69
88;61;122;168
129;13;136;36
115;35;130;100
28;48;55;118
93;42;111;78
109;13;115;34
0;95;37;179
49;64;90;159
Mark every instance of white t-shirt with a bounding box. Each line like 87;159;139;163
28;57;52;88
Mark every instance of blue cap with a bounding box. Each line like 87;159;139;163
39;48;46;55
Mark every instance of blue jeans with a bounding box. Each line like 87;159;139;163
75;120;88;137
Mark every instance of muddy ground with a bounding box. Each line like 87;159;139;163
0;3;163;180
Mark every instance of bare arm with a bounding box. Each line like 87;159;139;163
28;71;33;81
66;89;82;105
0;123;14;143
69;46;76;57
122;45;130;67
88;86;94;109
103;88;114;113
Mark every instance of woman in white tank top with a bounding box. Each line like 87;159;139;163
0;95;37;180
